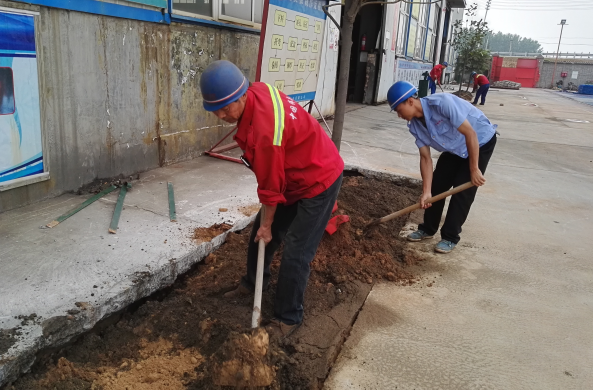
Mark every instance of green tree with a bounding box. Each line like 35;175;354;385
485;31;543;53
450;4;491;91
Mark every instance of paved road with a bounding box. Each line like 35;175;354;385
325;88;593;389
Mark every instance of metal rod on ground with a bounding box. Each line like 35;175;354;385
312;100;332;137
109;183;131;234
251;208;266;328
167;182;177;222
439;84;444;92
365;181;475;230
46;185;118;228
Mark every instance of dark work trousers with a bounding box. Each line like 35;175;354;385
429;79;437;94
240;173;343;325
473;84;490;105
419;134;497;244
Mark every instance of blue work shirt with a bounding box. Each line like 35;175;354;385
408;94;497;158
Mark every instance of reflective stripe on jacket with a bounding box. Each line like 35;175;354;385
474;74;490;88
235;82;344;205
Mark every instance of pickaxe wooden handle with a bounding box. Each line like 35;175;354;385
365;182;475;230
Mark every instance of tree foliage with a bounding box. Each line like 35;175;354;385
449;4;491;91
486;31;543;53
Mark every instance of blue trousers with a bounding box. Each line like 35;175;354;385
429;79;437;94
473;84;490;104
241;173;343;325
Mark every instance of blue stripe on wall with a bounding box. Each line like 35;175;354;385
0;161;44;183
126;0;168;8
0;153;43;176
10;0;171;24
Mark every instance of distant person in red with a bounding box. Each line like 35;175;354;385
429;62;447;94
471;72;490;105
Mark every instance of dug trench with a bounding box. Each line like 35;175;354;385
8;174;426;390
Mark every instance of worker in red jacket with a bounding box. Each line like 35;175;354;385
471;71;490;105
429;61;448;94
200;60;344;337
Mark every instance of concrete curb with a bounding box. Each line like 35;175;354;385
0;214;256;387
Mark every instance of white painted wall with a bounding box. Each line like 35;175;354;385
313;0;341;118
375;2;399;103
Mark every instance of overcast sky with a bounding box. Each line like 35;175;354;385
472;0;593;54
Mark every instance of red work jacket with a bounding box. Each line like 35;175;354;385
234;82;344;206
429;64;443;82
474;74;490;88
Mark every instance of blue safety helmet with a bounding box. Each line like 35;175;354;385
471;71;477;76
442;61;448;67
387;81;418;111
200;60;249;112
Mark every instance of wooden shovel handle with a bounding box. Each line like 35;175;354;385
376;181;475;225
251;207;266;329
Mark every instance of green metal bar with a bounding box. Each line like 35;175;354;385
109;183;131;234
46;185;118;228
168;182;177;222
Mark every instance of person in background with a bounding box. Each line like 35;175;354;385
386;80;497;254
471;71;490;106
429;62;448;94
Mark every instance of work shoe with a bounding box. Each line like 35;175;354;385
434;240;456;254
407;229;433;242
223;284;252;299
266;319;302;340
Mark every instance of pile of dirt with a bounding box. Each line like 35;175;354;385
192;223;232;243
453;90;474;101
76;174;140;195
9;175;424;390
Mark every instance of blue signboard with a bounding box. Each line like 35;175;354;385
0;10;44;184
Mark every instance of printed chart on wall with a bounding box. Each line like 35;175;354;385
257;0;327;102
0;8;44;185
394;59;433;85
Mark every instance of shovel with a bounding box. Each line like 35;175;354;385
211;207;274;387
365;182;474;231
252;209;266;328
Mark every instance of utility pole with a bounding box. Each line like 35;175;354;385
483;0;491;49
551;19;567;88
483;0;491;21
509;37;513;54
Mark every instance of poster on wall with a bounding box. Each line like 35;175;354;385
394;59;432;85
0;8;44;186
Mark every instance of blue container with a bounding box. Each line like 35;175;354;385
577;84;593;95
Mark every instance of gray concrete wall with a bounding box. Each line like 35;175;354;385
536;60;593;88
0;1;260;212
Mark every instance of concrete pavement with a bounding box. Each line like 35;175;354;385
325;88;593;389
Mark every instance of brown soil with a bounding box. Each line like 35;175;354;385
192;223;232;243
452;90;474;101
9;175;423;390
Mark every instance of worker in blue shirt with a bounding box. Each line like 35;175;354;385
387;81;497;253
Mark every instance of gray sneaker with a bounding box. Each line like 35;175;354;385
407;229;433;242
434;240;456;254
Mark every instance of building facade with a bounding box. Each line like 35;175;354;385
346;0;465;105
0;0;340;211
